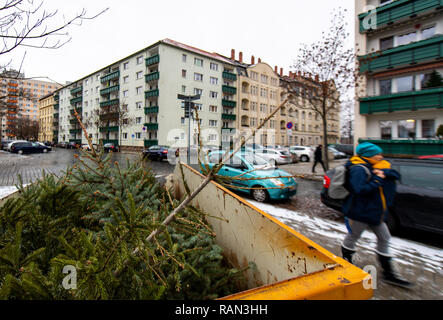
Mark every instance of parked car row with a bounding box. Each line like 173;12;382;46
55;141;119;152
0;140;52;154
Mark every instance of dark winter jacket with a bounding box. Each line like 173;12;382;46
342;157;400;225
314;147;323;161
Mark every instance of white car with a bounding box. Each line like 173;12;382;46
289;146;314;162
253;148;293;166
6;140;28;152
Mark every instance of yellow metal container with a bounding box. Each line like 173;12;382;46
171;164;373;300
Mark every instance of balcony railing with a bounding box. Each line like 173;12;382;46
70;96;83;105
70;108;83;115
54;103;59;110
358;0;443;33
99;126;119;133
359;87;443;114
101;70;120;83
359;35;443;73
100;113;119;121
146;54;160;66
144;123;159;131
70;129;82;134
145;89;159;99
70;86;83;95
222;114;236;121
358;138;443;156
222;85;237;95
145;106;159;114
100;85;120;96
144;139;159;147
222;71;237;81
222;99;236;108
145;71;160;83
100;99;120;108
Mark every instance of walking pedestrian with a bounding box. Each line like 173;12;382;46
312;145;326;173
341;142;413;289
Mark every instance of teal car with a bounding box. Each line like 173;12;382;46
202;151;297;202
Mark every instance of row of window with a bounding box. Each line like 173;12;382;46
249;71;279;86
181;54;220;72
380;119;437;139
378;71;440;95
379;25;436;51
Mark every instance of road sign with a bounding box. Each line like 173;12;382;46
286;122;293;130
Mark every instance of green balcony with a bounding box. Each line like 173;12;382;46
70;118;80;125
144;139;159;147
70;108;83;115
100;113;119;121
100;85;120;96
70;96;83;105
100;99;120;108
359;87;443;114
359;35;443;73
358;0;443;33
222;114;237;121
53;130;59;136
101;70;120;83
145;106;159;114
145;89;159;99
222;85;237;95
70;129;82;135
146;54;160;66
53;113;59;119
54;95;59;101
358;139;443;156
145;71;160;83
70;86;83;95
222;99;236;108
222;71;237;81
99;126;119;133
144;123;159;131
54;103;59;110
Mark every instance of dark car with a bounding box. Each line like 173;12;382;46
104;143;119;153
67;142;80;149
143;145;170;161
57;142;68;148
321;158;443;235
10;142;51;154
1;140;13;151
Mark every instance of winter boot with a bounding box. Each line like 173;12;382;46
341;246;356;264
378;254;414;289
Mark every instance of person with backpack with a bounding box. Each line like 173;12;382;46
340;142;413;289
312;145;326;173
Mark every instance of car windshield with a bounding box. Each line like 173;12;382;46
243;153;273;170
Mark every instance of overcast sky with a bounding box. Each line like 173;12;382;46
3;0;355;85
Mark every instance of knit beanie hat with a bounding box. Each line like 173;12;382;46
356;142;383;157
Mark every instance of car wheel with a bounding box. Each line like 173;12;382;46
43;149;48;153
251;187;270;203
270;159;276;166
300;155;309;162
18;150;23;155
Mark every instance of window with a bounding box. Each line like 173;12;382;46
209;105;217;113
420;72;433;89
380;36;394;51
136;117;142;124
182;85;186;93
250;71;258;81
194;103;202;111
136;56;144;65
123;90;129;97
194;88;203;96
210;77;218;85
122;133;128;140
136;71;143;80
194;58;203;67
123;76;129;84
182;54;187;62
397;164;443;191
210;63;218;71
397;32;416;46
250;118;257;127
123;62;129;70
398;120;416;139
136;86;143;95
251;102;257;111
136;132;142;139
397;76;414;92
422;26;436;40
208;134;217;142
209;120;217;127
261;75;268;84
136;102;143;109
380;79;392;95
422;119;435;138
209;91;218;99
260;88;268;98
182;70;187;78
194;73;203;82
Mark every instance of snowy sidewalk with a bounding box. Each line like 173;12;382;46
250;200;443;300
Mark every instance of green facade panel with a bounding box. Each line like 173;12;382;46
359;139;443;156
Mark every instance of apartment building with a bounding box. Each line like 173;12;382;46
355;0;443;155
55;39;238;149
230;51;340;147
38;93;57;143
0;70;61;141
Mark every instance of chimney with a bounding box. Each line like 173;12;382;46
251;55;255;65
239;51;243;63
298;71;301;77
289;71;293;78
275;66;278;73
258;58;262;63
280;68;283;76
315;75;319;82
231;49;235;60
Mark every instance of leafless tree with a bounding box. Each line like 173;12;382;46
12;116;38;140
289;8;355;171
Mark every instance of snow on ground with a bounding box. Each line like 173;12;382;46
249;200;443;275
0;186;19;200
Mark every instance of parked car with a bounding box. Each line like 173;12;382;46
321;158;443;235
67;142;80;149
253;148;293;166
202;151;297;202
81;144;92;151
37;142;52;152
328;146;347;159
57;142;68;148
330;144;354;156
143;145;170;161
10;142;51;154
6;140;28;152
289;146;313;162
0;140;13;151
104;143;119;153
417;154;443;160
